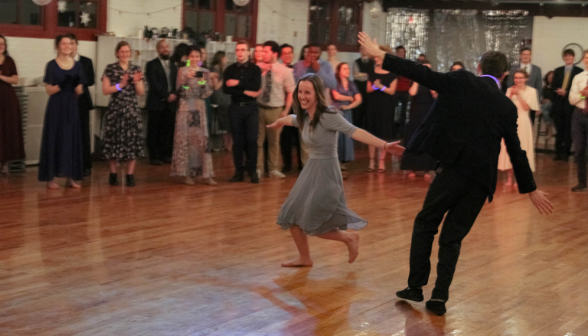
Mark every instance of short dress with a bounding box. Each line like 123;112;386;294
101;63;144;161
277;111;367;236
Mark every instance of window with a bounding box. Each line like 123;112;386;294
58;0;99;29
0;0;43;26
183;0;257;44
0;0;106;40
308;0;362;52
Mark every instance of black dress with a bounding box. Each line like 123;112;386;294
38;60;85;181
401;84;437;171
365;71;397;141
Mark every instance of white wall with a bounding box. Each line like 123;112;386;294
256;0;309;58
107;0;182;38
533;16;588;74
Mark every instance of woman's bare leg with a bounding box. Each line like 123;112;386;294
317;229;360;263
282;226;313;267
127;160;136;175
109;160;117;174
505;169;513;186
378;148;386;172
368;146;376;171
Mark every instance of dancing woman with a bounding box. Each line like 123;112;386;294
267;73;404;267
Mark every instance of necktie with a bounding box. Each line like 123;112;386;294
584;78;588;114
563;68;571;91
262;69;272;104
162;60;172;92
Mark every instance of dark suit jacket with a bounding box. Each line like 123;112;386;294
382;54;536;201
78;55;95;111
146;57;178;111
550;65;582;116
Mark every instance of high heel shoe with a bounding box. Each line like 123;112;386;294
109;173;118;186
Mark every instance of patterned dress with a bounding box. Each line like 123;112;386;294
171;67;214;177
101;63;144;161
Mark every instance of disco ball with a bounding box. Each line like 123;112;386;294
370;1;383;19
32;0;53;5
233;0;250;6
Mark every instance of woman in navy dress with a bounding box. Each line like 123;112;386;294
401;61;438;180
39;35;85;189
331;62;362;167
365;45;398;173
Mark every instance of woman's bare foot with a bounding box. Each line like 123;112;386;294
345;232;360;263
46;181;60;190
184;177;195;185
67;179;81;189
205;178;218;186
281;257;313;267
408;172;416;179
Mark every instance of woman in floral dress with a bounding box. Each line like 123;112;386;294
171;46;217;186
101;41;145;187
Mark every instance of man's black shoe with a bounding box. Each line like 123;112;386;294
150;160;163;166
250;171;260;184
426;299;447;316
571;184;587;192
83;168;92;177
230;173;244;183
282;165;291;173
396;287;424;302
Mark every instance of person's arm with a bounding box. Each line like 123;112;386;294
267;114;295;129
281;92;294;117
146;61;168;99
516;90;530;111
317;62;337;89
102;73;128;96
222;67;244;96
342;94;362;110
331;89;354;102
352;61;368;82
382;78;397;95
366;80;375;93
0;58;19;84
237;66;262;91
133;70;145;96
408;81;419;96
45;84;60;96
0;73;18;84
568;75;583;106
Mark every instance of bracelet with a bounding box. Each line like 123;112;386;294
115;83;122;91
372;84;378;91
383;142;388;150
380;86;387;91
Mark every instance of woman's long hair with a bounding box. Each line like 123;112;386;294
335;62;348;86
293;73;337;131
171;43;189;67
299;44;309;61
211;51;226;73
0;34;8;56
544;70;554;87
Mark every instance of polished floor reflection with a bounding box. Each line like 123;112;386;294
0;148;586;336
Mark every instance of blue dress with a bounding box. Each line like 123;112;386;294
38;60;85;182
331;81;359;162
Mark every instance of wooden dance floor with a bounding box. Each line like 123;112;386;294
1;147;587;336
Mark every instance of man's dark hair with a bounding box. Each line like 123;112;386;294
280;43;293;53
263;40;280;57
396;46;406;51
520;47;531;53
480;51;508;78
66;33;78;44
563;48;575;57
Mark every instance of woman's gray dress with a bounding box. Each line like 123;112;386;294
277;111;368;236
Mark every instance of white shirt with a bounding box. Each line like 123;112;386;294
257;62;296;108
569;70;588;109
520;63;531;76
73;53;80;62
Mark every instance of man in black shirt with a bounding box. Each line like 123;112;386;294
223;41;262;183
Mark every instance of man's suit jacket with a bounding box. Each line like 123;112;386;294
146;57;178;111
550;65;583;116
78;55;95;111
506;63;542;105
382;54;536;201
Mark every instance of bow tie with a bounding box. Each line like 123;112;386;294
287;64;293;69
237;62;249;68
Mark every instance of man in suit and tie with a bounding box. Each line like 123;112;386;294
359;32;553;316
146;39;177;166
551;49;583;161
506;48;542;124
68;34;95;176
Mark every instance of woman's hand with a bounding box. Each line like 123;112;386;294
120;73;129;88
358;32;386;60
510;86;519;96
187;70;196;79
133;71;142;83
267;120;284;129
384;141;405;155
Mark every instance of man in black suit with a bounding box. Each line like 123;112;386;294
551;49;583;161
68;34;94;176
359;32;553;316
146;39;177;166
